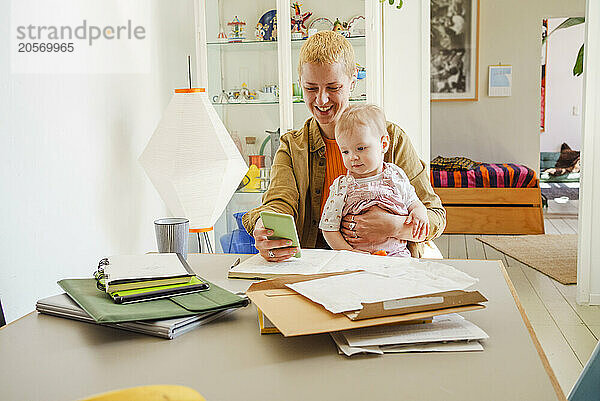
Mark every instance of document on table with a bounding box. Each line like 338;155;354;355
380;341;483;353
230;249;478;281
330;332;483;357
342;314;489;347
230;249;337;276
286;265;478;314
330;332;384;356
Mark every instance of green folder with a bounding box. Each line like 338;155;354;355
58;278;249;323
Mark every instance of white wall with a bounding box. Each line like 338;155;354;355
0;0;197;323
431;0;585;171
541;17;584;152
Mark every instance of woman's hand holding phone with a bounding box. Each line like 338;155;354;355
252;218;299;262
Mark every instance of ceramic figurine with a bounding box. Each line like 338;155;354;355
356;63;366;80
332;18;350;37
255;23;266;41
217;26;228;41
227;16;246;42
291;2;312;39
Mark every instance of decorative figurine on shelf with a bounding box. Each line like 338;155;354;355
227;16;246;42
290;2;312;40
332;18;350;37
240;83;257;101
217;26;228;42
255;23;266;41
356;63;366;80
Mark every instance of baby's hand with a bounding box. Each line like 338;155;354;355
405;208;429;241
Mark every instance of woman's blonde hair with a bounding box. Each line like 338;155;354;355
335;104;387;139
298;31;356;78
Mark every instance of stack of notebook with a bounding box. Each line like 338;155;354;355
36;294;237;339
37;253;250;339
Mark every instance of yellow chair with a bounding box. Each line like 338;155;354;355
79;385;206;401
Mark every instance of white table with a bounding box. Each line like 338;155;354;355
0;254;565;401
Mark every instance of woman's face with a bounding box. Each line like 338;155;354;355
300;62;354;130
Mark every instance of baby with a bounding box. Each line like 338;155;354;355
319;104;429;257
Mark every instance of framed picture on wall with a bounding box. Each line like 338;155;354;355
430;0;480;101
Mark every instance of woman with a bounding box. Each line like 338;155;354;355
242;31;445;262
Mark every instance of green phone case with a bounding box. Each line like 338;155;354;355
260;211;301;258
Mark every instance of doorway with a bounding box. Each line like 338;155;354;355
539;17;584;225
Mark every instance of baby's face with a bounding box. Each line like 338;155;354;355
336;124;388;179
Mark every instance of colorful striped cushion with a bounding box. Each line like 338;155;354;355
430;163;538;188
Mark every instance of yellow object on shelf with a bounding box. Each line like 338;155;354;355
242;164;261;191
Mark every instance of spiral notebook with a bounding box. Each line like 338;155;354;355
94;253;196;293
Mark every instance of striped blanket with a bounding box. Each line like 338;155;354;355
430;163;538;188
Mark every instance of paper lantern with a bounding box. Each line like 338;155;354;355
139;88;248;229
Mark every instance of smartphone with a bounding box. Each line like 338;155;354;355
260;211;301;258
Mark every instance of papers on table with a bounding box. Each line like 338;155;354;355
230;249;443;277
331;314;488;356
344;314;489;346
232;249;477;294
286;266;478;314
230;249;335;277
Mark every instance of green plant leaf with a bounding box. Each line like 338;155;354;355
554;17;585;31
573;44;584;76
543;17;585;44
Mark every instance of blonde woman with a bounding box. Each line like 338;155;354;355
242;31;445;261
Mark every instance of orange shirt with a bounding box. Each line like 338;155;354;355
321;137;347;214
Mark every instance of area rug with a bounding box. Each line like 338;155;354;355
540;182;579;200
477;234;577;284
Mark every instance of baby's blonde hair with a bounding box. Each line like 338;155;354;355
335;104;387;139
298;31;355;78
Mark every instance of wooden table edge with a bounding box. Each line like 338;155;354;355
0;310;34;331
497;260;567;401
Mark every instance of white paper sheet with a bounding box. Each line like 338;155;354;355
380;341;483;353
229;249;476;284
230;249;337;276
343;314;489;347
286;262;478;314
331;320;484;356
330;332;383;356
105;253;189;281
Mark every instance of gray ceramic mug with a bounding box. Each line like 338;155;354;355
154;218;189;259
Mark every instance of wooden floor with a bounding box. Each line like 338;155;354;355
433;200;599;396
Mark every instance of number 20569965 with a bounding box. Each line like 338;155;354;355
18;42;74;52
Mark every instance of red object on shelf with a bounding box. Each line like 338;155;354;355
249;155;265;168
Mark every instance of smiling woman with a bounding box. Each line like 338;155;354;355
242;31;446;262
